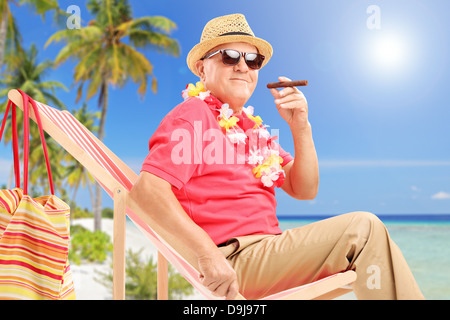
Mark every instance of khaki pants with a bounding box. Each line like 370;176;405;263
218;211;424;300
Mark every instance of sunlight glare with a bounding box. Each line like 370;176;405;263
369;33;409;71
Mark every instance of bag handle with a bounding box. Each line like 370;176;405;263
26;93;55;195
0;90;54;195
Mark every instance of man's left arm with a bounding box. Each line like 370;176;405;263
270;76;319;200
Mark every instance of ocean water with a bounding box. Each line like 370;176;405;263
278;214;450;300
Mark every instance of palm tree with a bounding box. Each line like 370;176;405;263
46;0;180;231
0;43;68;191
0;0;61;69
0;0;21;68
0;43;67;106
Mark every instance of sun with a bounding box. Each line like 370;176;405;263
368;32;410;72
373;36;404;67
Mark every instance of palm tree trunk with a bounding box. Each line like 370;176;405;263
70;179;80;223
93;81;109;231
7;164;13;189
0;8;8;69
86;173;95;217
93;183;102;231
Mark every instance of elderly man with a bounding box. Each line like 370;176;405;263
129;14;423;300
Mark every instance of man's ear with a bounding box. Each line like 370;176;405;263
195;60;206;82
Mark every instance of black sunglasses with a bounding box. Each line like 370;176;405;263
201;49;265;70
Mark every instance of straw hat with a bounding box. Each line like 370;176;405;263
187;14;273;76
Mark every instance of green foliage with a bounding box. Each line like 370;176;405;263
96;248;194;300
71;205;94;219
69;225;113;265
101;207;114;219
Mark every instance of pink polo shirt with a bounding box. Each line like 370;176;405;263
141;96;293;245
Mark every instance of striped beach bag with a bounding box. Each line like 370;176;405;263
0;90;75;300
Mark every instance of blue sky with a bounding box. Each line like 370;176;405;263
2;0;450;216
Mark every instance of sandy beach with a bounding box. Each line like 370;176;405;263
70;218;204;300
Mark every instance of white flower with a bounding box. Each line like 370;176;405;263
198;90;211;100
227;132;247;144
261;171;280;187
242;106;254;116
255;128;271;139
269;149;280;156
218;103;233;119
181;89;189;100
259;146;271;158
248;149;264;165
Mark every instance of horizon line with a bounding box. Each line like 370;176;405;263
278;213;450;220
318;160;450;168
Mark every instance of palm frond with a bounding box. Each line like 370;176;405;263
19;0;59;16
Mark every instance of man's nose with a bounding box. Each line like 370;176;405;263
233;55;249;72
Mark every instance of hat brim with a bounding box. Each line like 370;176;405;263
187;35;273;76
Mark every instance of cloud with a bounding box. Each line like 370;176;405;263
319;160;450;168
431;191;450;200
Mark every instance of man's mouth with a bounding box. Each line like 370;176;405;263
230;78;249;83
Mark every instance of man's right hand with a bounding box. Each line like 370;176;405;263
197;250;239;300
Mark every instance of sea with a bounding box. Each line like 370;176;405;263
278;214;450;300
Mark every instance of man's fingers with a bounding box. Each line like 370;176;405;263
271;86;297;99
278;75;292;82
210;278;239;299
199;269;238;299
226;280;239;300
201;276;235;298
278;86;298;97
199;274;221;291
211;281;231;298
278;101;308;111
270;88;281;99
275;93;304;105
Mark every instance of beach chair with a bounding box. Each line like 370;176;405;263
7;89;357;300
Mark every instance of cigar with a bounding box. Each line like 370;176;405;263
267;80;308;89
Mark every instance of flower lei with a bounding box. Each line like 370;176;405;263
182;82;285;188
